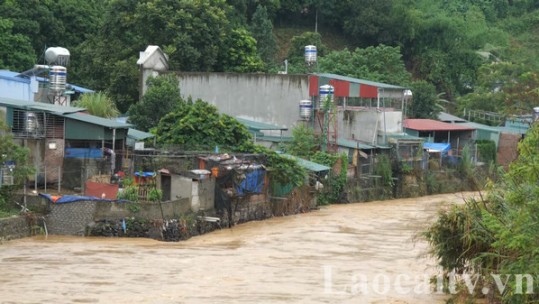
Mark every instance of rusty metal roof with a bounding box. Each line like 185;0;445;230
403;119;475;131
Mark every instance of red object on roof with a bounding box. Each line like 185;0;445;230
360;84;378;98
329;79;350;97
309;75;319;96
403;119;475;131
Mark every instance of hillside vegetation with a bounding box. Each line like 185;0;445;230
1;0;539;119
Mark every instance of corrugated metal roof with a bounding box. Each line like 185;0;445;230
316;73;406;90
128;128;155;140
438;112;466;123
69;84;94;93
0;97;86;114
236;117;288;131
280;153;331;173
337;138;375;149
63;112;132;129
404;119;475;131
460;122;500;133
0;70;28;83
0;69;94;93
495;126;528;135
386;133;424;141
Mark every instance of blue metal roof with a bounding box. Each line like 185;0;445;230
0;69;94;93
0;70;28;83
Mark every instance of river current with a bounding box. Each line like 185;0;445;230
0;192;477;303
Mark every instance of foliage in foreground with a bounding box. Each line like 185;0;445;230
425;122;539;303
0;119;34;216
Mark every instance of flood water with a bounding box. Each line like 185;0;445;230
0;192;477;304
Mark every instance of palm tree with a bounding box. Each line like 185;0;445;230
73;92;120;118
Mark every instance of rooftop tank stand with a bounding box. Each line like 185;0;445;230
304;45;319;140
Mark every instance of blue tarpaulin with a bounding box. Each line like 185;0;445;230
39;193;121;204
64;148;103;158
134;172;156;177
236;169;265;195
423;143;451;155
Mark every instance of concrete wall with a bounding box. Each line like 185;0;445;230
193;178;215;212
46;201;97;235
176;72;309;137
163;175;215;212
337;110;403;144
171;175;192;201
0;216;31;241
175;72;406;146
94;199;191;220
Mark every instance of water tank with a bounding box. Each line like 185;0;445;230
45;47;70;66
24;112;40;133
319;84;334;104
49;66;67;92
299;99;313;120
305;45;317;64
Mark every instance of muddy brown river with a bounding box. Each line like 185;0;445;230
0;192;477;303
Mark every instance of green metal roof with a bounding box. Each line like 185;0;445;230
256;135;293;142
63;112;132;129
236;117;288;131
495;126;528;135
280;153;331;172
337;138;375;149
460;122;501;133
0;97;85;114
128;128;155;140
316;73;406;90
386;133;424;141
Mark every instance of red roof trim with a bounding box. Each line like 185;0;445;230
403;119;475;131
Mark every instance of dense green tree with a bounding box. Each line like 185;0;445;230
425;122;539;302
343;0;394;46
128;75;182;132
218;28;264;73
0;0;103;60
318;45;411;85
457;61;539;116
285;31;327;73
287;124;317;159
0;118;34;215
73;0;262;111
73;92;120;118
155;99;253;150
0;18;35;71
250;5;277;67
408;81;442;119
